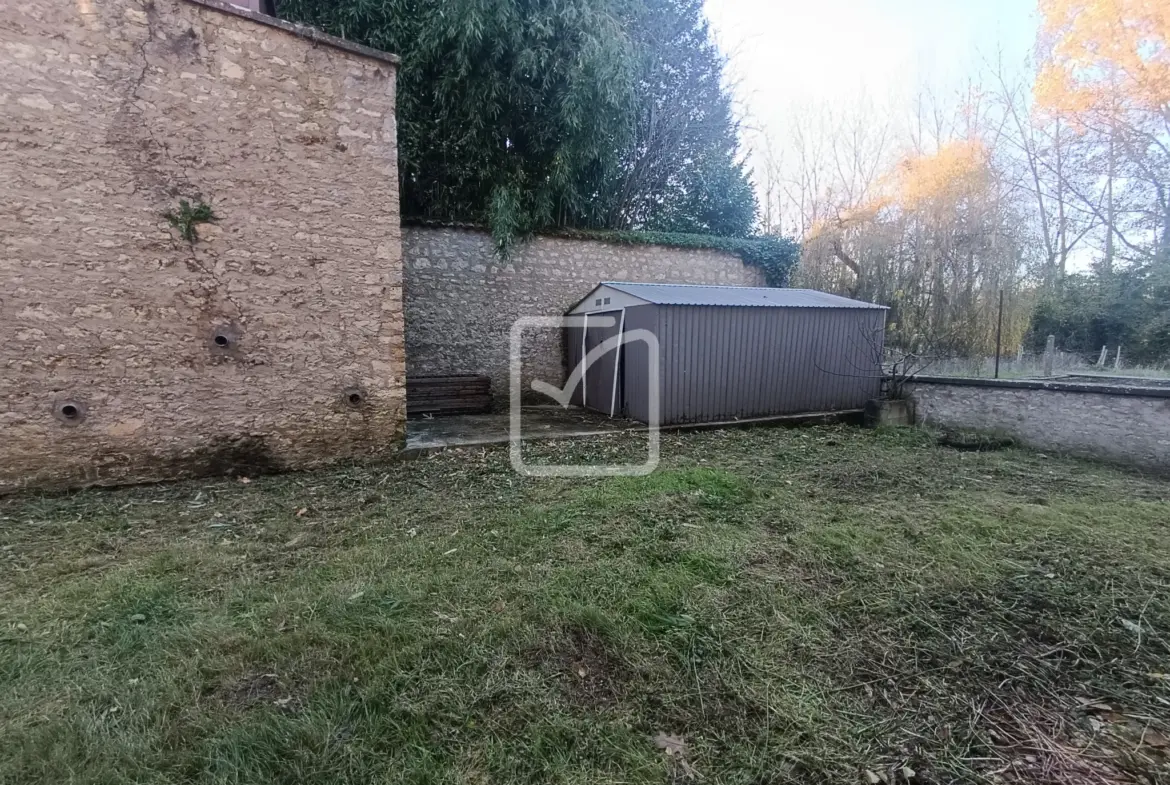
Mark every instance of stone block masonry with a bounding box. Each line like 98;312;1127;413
908;377;1170;471
1;0;404;491
404;226;766;401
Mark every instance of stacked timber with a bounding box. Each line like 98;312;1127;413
406;375;492;417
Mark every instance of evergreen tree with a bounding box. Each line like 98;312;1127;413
276;0;758;246
1030;261;1170;363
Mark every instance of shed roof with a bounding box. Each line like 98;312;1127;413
596;282;887;310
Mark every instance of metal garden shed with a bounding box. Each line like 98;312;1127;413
564;282;888;425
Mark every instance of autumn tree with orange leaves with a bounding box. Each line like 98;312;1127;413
1036;0;1170;267
1037;0;1170;116
794;110;1035;358
1024;0;1170;362
768;0;1170;363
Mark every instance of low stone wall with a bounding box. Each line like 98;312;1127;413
907;377;1170;471
403;226;765;399
1;0;404;492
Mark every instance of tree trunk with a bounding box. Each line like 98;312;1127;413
830;238;863;297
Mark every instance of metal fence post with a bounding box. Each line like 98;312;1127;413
994;289;1004;379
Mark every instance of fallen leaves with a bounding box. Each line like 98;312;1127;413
1075;697;1170;767
863;765;916;784
652;732;686;756
282;533;310;550
651;732;699;780
1143;728;1169;749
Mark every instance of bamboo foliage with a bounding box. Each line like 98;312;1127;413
276;0;760;250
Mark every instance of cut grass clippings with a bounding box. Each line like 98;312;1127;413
1;426;1168;784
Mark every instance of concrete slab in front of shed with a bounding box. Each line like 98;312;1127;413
404;405;864;453
405;406;639;452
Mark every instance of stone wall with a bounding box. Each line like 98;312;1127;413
908;377;1170;471
403;226;766;399
1;0;404;492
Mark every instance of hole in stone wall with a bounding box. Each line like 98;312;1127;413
209;324;241;353
53;399;87;425
343;387;366;409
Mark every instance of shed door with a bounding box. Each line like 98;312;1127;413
564;310;625;415
584;310;624;415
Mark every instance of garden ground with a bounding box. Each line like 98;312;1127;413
2;426;1168;784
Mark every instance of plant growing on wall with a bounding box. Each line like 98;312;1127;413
555;228;801;287
163;199;216;243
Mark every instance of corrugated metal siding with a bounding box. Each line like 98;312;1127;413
621;305;658;423
564;322;585;407
583;310;622;413
644;305;884;425
565;301;885;426
566;307;653;418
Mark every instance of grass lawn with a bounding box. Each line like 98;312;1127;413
2;426;1169;784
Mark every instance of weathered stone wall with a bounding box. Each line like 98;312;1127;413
1;0;404;492
908;378;1170;471
403;226;766;399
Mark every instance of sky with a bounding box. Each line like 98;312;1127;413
704;0;1043;173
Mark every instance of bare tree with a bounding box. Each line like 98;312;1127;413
989;55;1098;288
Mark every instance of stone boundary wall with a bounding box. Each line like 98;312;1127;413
907;377;1170;471
1;0;403;492
403;226;766;400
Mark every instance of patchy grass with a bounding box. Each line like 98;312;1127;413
2;426;1169;784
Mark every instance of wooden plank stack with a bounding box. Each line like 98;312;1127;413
406;375;492;417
